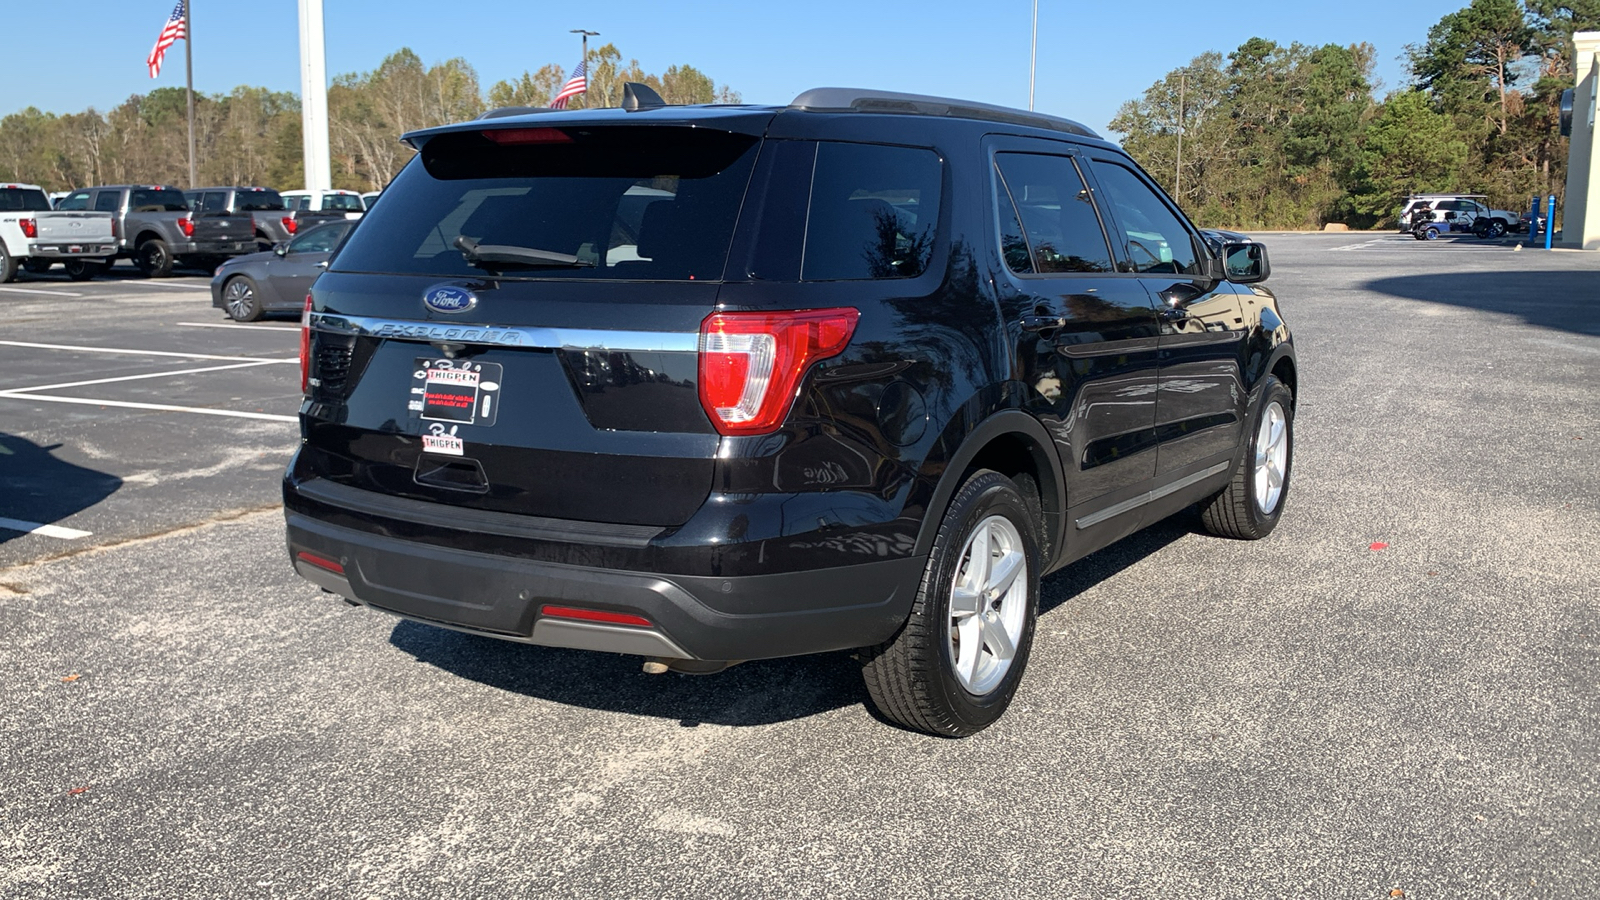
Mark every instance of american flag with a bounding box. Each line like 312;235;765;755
147;1;187;79
550;60;587;109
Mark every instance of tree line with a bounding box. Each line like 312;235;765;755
0;44;738;193
1112;0;1600;228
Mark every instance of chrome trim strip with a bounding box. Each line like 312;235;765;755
1073;461;1230;530
307;312;698;352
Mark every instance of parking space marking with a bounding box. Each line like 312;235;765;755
108;280;212;291
0;340;293;363
0;286;87;297
0;517;92;540
2;359;293;395
0;392;298;423
178;321;300;332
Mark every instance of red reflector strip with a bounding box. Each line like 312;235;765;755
296;551;344;575
539;605;653;628
482;127;572;145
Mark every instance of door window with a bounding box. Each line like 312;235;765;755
93;191;122;213
199;192;228;214
801;142;942;281
993;153;1114;274
1086;160;1200;275
288;222;351;254
59;191;91;211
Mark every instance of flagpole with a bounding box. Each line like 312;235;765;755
184;0;196;188
571;29;598;108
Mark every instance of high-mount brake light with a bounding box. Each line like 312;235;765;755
299;294;313;393
482;127;573;145
281;216;298;235
177;216;195;238
539;605;653;628
698;308;860;436
18;218;36;238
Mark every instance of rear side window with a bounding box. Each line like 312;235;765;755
1086;160;1200;276
93;192;121;213
129;189;189;212
993;153;1113;274
236;190;285;211
332;126;760;281
199;192;228;214
0;188;51;212
59;191;91;211
289;222;351;253
802;142;942;281
323;194;363;212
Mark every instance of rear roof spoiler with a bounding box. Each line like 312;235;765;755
789;87;1099;139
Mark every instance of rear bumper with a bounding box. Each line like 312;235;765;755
28;242;116;259
286;511;923;662
179;239;255;257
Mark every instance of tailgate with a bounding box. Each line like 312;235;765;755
36;212;114;243
192;214;253;242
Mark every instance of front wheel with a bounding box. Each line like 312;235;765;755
1201;375;1294;540
861;470;1040;737
222;275;262;321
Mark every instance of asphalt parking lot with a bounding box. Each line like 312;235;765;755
1;235;1596;899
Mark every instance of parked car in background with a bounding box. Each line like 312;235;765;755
184;186;340;250
0;183;117;282
284;85;1297;737
47;191;71;209
57;185;257;277
1398;194;1522;237
210;219;352;321
281;189;366;219
360;191;381;210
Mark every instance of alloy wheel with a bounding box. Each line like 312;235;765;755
224;279;255;320
947;515;1029;695
1253;400;1289;514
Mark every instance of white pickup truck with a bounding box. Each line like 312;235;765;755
0;183;117;282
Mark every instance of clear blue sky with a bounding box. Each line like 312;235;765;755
7;1;1455;135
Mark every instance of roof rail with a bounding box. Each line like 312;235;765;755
789;87;1098;139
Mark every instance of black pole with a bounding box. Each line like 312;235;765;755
184;0;196;188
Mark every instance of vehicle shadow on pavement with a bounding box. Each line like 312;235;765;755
1363;270;1600;338
0;433;122;544
1037;514;1195;616
388;621;864;727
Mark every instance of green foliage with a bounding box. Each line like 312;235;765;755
1350;90;1470;216
0;44;740;192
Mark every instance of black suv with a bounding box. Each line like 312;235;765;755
285;87;1296;736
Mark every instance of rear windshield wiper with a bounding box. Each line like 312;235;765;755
454;235;594;269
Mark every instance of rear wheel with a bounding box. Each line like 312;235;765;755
64;259;107;281
1483;219;1507;239
222;275;263;321
1200;376;1293;540
0;245;15;283
135;239;174;278
861;470;1040;737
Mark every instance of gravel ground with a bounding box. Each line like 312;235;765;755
0;233;1596;899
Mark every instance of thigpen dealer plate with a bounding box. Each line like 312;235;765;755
409;358;502;455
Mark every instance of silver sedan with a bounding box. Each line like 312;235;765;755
209;220;353;321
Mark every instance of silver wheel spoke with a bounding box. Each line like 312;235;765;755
967;522;991;589
979;613;1016;662
957;617;982;685
951;584;982;618
986;550;1023;597
945;512;1029;695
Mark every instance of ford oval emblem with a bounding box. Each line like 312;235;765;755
423;285;476;314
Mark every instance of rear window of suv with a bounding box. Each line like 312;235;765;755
331;126;760;281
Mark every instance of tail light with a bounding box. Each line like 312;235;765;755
697;308;859;436
300;294;313;393
282;216;297;235
177;216;195;237
19;218;36;238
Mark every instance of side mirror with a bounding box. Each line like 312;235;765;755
1221;241;1270;284
273;243;289;256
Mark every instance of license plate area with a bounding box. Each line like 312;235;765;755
409;358;502;435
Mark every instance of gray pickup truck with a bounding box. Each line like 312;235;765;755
57;185;257;277
185;186;345;250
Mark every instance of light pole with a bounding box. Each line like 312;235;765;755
571;29;599;107
1028;0;1038;111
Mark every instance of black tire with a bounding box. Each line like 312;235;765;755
221;275;263;321
861;469;1041;737
135;238;174;278
64;259;107;282
1485;219;1507;239
21;259;52;275
0;245;15;283
1200;375;1294;540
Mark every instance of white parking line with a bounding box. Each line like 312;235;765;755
0;340;293;363
0;517;92;540
109;280;211;291
0;392;298;423
0;286;86;297
2;359;293;395
178;321;300;332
